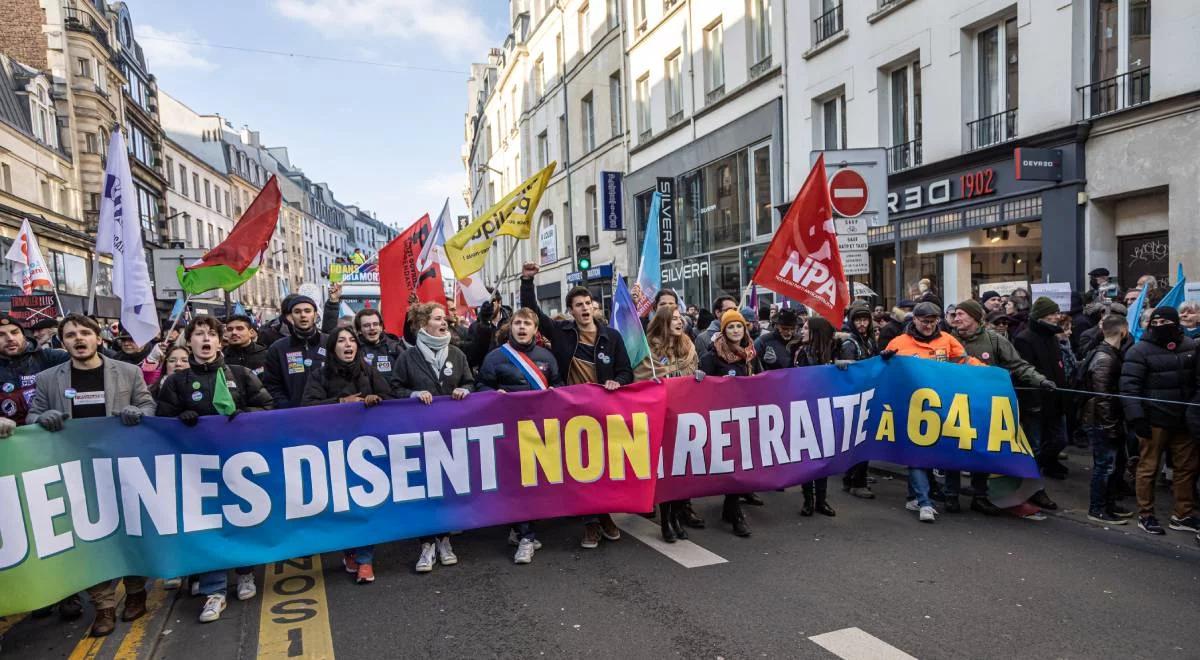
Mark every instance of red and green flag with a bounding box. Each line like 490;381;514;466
177;176;281;295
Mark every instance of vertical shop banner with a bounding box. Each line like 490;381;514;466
539;224;558;265
379;215;446;337
601;172;624;231
656;177;677;260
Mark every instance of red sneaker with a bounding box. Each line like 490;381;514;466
343;552;359;574
356;563;375;584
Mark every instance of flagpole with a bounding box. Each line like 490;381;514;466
87;259;100;316
165;293;192;339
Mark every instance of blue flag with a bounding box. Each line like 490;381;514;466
233;301;247;318
168;293;186;324
634;192;662;317
1156;263;1187;312
1128;282;1151;342
611;275;650;368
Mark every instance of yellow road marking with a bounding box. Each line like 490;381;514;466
0;612;28;636
114;581;171;660
67;581;125;660
257;556;334;659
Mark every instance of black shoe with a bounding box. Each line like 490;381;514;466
800;498;814;517
741;493;765;506
731;516;751;537
1138;515;1166;535
681;502;705;529
1030;490;1058;511
640;509;656;520
659;505;676;543
31;606;54;619
58;594;83;621
1106;504;1134;519
815;501;836;517
1168;515;1200;532
945;497;962;513
970;497;1004;516
1088;510;1127;525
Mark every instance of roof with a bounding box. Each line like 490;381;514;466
0;55;35;137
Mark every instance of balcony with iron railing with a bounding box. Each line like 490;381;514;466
705;85;726;105
749;56;773;79
967;107;1017;151
62;5;110;51
887;139;922;173
1078;67;1150;120
814;4;844;45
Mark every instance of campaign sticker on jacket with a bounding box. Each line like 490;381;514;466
64;388;76;399
727;370;737;376
20;375;35;389
191;391;203;402
597;352;611;365
286;352;305;374
303;359;313;367
1;399;16;416
365;353;375;362
317;347;327;356
443;363;453;376
377;360;391;373
1;383;12;393
73;391;104;406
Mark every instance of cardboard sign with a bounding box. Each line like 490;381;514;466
1031;282;1072;310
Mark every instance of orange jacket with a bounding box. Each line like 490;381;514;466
885;331;984;366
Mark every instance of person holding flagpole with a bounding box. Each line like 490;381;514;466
520;262;634;549
476;307;563;563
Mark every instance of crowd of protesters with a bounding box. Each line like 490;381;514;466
1;263;1198;639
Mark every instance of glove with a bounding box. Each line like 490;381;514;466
178;410;200;427
1129;418;1152;439
120;406;144;426
834;360;853;371
694;371;706;382
37;409;66;432
0;417;16;438
1039;380;1058;391
879;349;898;361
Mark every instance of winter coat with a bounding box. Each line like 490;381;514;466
755;330;795;370
634;341;698;382
476;342;563;392
301;362;394;407
223;341;268;375
1119;335;1196;430
257;317;291;348
1079;343;1124;441
0;341;68;425
358;335;406;386
1013;320;1068;416
698;348;763;377
885;327;980;365
262;330;329;409
878;310;906;349
155;357;273;418
27;355;155;424
520;277;633;385
953;326;1046;388
693;320;721;357
392;344;474;398
838;329;878;361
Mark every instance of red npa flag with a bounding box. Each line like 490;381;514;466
379;214;448;337
750;154;851;326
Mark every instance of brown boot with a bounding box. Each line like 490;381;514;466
90;607;116;637
121;590;147;622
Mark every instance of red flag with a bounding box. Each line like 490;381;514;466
453;281;476;323
751;154;850;326
379;214;448;337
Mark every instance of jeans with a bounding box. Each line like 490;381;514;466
1085;426;1121;514
199;566;254;597
353;546;374;565
944;471;990;499
907;468;934;508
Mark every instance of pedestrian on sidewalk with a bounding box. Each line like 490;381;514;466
476;307;563;563
26;315;156;637
1080;314;1135;524
1120;306;1200;535
698;309;763;537
793;316;843;517
302;326;394;583
393;303;474;574
838;302;878;499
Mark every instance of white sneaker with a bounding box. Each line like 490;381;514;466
198;594;226;623
236;573;256;601
508;529;543;549
919;506;937;523
905;500;920;512
435;537;458;566
415;543;436;573
514;538;536;564
163;577;182;590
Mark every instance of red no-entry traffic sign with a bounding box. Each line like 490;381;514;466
828;168;869;218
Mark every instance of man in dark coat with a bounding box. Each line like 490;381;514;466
352;308;405;387
222;314;268;374
262;295;328;409
0;313;67;431
755;308;798;370
1080;314;1131;524
1013;297;1069;484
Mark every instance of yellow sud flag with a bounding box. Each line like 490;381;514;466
445;162;556;278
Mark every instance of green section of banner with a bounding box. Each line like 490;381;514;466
176;263;259;296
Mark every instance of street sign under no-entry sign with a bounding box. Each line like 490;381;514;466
828;168;869;218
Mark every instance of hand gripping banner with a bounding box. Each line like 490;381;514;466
0;357;1036;615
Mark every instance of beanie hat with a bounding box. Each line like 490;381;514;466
775;309;799;327
980;291;1000;305
719;309;747;334
0;313;21;329
740;307;757;323
846;301;871;321
285;295;318;315
279;293;300;315
912;302;941;318
1029;296;1060;321
957;299;985;323
1149;306;1180;324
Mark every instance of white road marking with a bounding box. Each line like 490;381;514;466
809;627;918;660
610;513;728;568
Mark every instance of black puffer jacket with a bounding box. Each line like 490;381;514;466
1120;335;1196;430
262;329;328;409
301;360;394;406
1013;320;1067;416
358;334;405;385
155;357;273;417
224;341;268;374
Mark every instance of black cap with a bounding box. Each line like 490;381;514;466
775;309;799;326
1088;268;1110;278
30;318;57;331
897;299;916;309
980;291;1000;304
1149;306;1180;324
912;302;941;318
0;313;20;328
285;295;318;314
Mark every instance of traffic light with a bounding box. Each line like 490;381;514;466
576;235;592;271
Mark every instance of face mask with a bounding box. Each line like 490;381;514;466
1148;323;1182;346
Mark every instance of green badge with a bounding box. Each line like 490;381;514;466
192;381;202;390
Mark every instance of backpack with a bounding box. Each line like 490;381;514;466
1070;347;1102;401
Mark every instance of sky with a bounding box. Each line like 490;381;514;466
126;0;512;231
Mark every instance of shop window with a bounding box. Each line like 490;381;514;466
702;152;748;253
50;251;88;296
711;249;741;302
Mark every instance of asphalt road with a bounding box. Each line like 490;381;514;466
3;447;1198;659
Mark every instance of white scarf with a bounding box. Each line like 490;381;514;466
416;329;450;374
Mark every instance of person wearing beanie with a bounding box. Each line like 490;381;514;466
884;302;981;524
699;309;762;537
740;306;762;340
1121;305;1200;535
261;294;328;409
0;313;68;433
1012;297;1070;503
981;291;1003;312
755;308;799;370
837;302;879;499
257;293;302;347
951;299;1054;516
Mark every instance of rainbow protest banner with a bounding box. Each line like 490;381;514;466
0;357;1036;615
